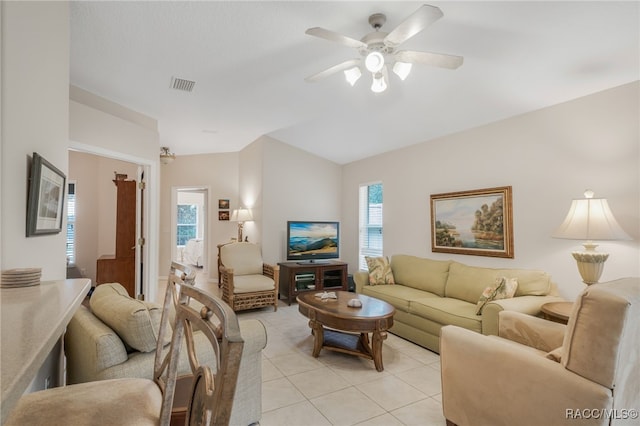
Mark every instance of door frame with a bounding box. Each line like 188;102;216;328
68;144;157;301
170;186;210;273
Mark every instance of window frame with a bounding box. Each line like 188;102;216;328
358;182;383;270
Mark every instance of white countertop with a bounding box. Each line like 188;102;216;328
1;278;91;424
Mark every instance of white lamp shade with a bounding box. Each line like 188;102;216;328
344;67;362;86
365;51;385;73
230;208;253;222
553;196;631;241
392;62;412;80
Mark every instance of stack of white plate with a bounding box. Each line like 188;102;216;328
1;268;42;288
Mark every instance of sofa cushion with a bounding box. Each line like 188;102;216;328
90;283;164;353
410;297;482;333
362;284;439;312
390;255;451;296
233;275;275;294
476;277;518;315
365;256;395;285
445;262;551;304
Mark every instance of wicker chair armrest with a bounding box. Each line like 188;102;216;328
263;264;279;294
262;263;277;278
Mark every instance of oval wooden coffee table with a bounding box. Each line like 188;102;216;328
297;290;395;372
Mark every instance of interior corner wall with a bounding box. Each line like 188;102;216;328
1;1;70;280
158;153;239;277
341;82;640;301
259;137;342;265
238;138;264;245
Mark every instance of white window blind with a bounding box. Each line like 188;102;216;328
359;182;383;270
66;181;76;264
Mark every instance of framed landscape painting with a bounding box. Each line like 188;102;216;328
430;186;514;258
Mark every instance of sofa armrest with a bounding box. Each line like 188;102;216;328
238;319;268;354
498;311;566;352
481;295;564;335
440;326;612;426
65;305;128;384
354;271;369;293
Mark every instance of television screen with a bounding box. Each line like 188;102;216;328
287;221;339;262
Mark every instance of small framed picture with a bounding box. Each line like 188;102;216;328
218;210;230;221
218;199;229;209
26;153;67;236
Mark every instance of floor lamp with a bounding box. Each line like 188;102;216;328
553;190;631;285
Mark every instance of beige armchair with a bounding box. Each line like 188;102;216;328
218;242;279;312
441;277;639;426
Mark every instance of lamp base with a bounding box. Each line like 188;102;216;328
571;251;609;285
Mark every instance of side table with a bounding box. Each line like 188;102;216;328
541;301;573;325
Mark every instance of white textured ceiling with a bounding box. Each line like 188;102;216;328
70;1;639;165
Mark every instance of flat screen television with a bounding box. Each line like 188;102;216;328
286;221;339;263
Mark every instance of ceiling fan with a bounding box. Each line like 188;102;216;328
305;4;463;93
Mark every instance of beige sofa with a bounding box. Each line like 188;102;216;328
354;255;563;353
65;283;266;426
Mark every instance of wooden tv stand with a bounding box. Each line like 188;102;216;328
278;261;348;305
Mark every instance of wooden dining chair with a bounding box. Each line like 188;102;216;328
5;262;244;426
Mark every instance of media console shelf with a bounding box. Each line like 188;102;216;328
278;261;348;305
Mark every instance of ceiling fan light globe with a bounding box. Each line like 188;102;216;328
371;73;387;93
392;61;412;80
365;51;385;73
344;67;362;86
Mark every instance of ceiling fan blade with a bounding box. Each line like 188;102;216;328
384;4;444;47
305;59;362;83
305;27;367;49
395;50;463;69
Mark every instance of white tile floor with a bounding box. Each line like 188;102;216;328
184;270;447;426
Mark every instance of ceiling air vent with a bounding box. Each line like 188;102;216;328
170;77;195;92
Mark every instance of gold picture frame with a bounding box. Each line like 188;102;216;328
430;186;514;258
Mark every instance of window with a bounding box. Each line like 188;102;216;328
66;181;76;264
177;204;198;246
359;182;383;270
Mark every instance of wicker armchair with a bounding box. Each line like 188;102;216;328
218;242;279;312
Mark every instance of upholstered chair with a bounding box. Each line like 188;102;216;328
440;277;640;426
5;262;242;425
219;242;279;311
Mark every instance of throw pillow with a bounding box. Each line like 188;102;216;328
476;277;518;315
90;283;166;353
365;256;395;286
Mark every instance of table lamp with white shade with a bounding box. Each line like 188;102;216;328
231;208;253;242
553;190;631;285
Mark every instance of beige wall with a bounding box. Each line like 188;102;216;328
1;1;69;280
68;151;138;285
159;137;343;273
342;82;640;300
261;137;342;265
159;153;240;277
69;87;160;300
0;0;70;394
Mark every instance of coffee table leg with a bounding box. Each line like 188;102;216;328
371;331;388;372
308;319;324;358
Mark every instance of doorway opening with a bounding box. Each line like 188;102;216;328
171;187;209;272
